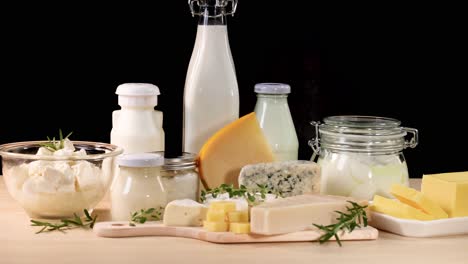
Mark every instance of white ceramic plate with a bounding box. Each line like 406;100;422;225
370;212;468;237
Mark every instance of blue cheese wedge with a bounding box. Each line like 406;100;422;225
238;161;320;197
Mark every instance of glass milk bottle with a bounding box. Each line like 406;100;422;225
111;83;164;154
254;83;299;161
183;0;239;153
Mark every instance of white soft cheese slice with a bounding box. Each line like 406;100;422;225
250;194;366;235
163;199;208;227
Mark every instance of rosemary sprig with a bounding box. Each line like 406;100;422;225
129;207;164;227
200;183;274;205
30;209;97;234
313;201;368;247
40;129;73;152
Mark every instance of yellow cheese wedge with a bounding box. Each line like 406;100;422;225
228;211;249;223
229;222;250;234
198;113;275;188
390;184;448;219
422;172;468;217
371;195;436;221
203;221;229;232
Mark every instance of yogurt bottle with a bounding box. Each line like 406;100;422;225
254;83;299;161
111;83;164;154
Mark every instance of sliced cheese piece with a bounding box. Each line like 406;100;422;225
250;194;366;235
228;211;249;223
229;222;250;234
238;160;321;197
203;221;229;232
390;184;448;219
371;195;436;221
163;199;208;227
422;172;468;217
198;112;275;188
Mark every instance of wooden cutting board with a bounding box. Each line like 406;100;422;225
94;221;379;244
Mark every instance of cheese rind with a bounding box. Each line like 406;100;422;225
390;184;448;219
371;195;436;221
198;113;275;188
422;172;468;217
238;161;321;197
250;194;366;235
163;199;208;227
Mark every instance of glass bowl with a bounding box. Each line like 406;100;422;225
0;141;123;219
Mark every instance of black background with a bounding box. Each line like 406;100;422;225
1;2;465;178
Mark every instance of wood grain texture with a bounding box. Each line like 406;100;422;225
2;178;468;264
93;221;378;243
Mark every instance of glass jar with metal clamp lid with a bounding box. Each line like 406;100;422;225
309;116;418;200
159;152;199;202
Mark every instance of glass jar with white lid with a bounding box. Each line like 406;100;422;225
110;152;199;221
309;116;418;200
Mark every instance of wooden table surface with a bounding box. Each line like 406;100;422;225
1;178;467;264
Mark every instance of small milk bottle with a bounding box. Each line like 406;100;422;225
183;0;240;153
254;83;299;161
111;83;164;154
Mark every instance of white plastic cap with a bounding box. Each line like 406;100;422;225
116;83;160;107
254;83;291;94
117;153;164;167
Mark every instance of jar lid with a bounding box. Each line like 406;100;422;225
161;152;197;170
254;83;291;94
117;153;164;167
309;115;418;154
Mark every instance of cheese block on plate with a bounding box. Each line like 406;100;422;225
238;160;320;197
198;113;275;189
371;195;436;221
250;194;367;235
422;172;468;217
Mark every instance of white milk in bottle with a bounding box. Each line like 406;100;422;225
111;83;164;154
183;0;239;153
254;83;299;161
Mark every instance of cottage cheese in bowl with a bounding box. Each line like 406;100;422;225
0;139;122;219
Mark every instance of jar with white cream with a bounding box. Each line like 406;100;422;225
110;152;199;221
309;116;418;200
111;153;166;221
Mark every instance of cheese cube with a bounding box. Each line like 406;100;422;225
209;201;236;213
422;172;468;217
163;199;208;227
206;210;226;222
250;194;367;235
390;184;448;219
228;211;249;223
371;195;435;220
229;223;250;234
203;221;229;232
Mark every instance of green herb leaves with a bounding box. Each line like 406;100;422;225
313;201;368;247
40;129;73;152
31;209;97;234
200;183;275;205
129;207;164;226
